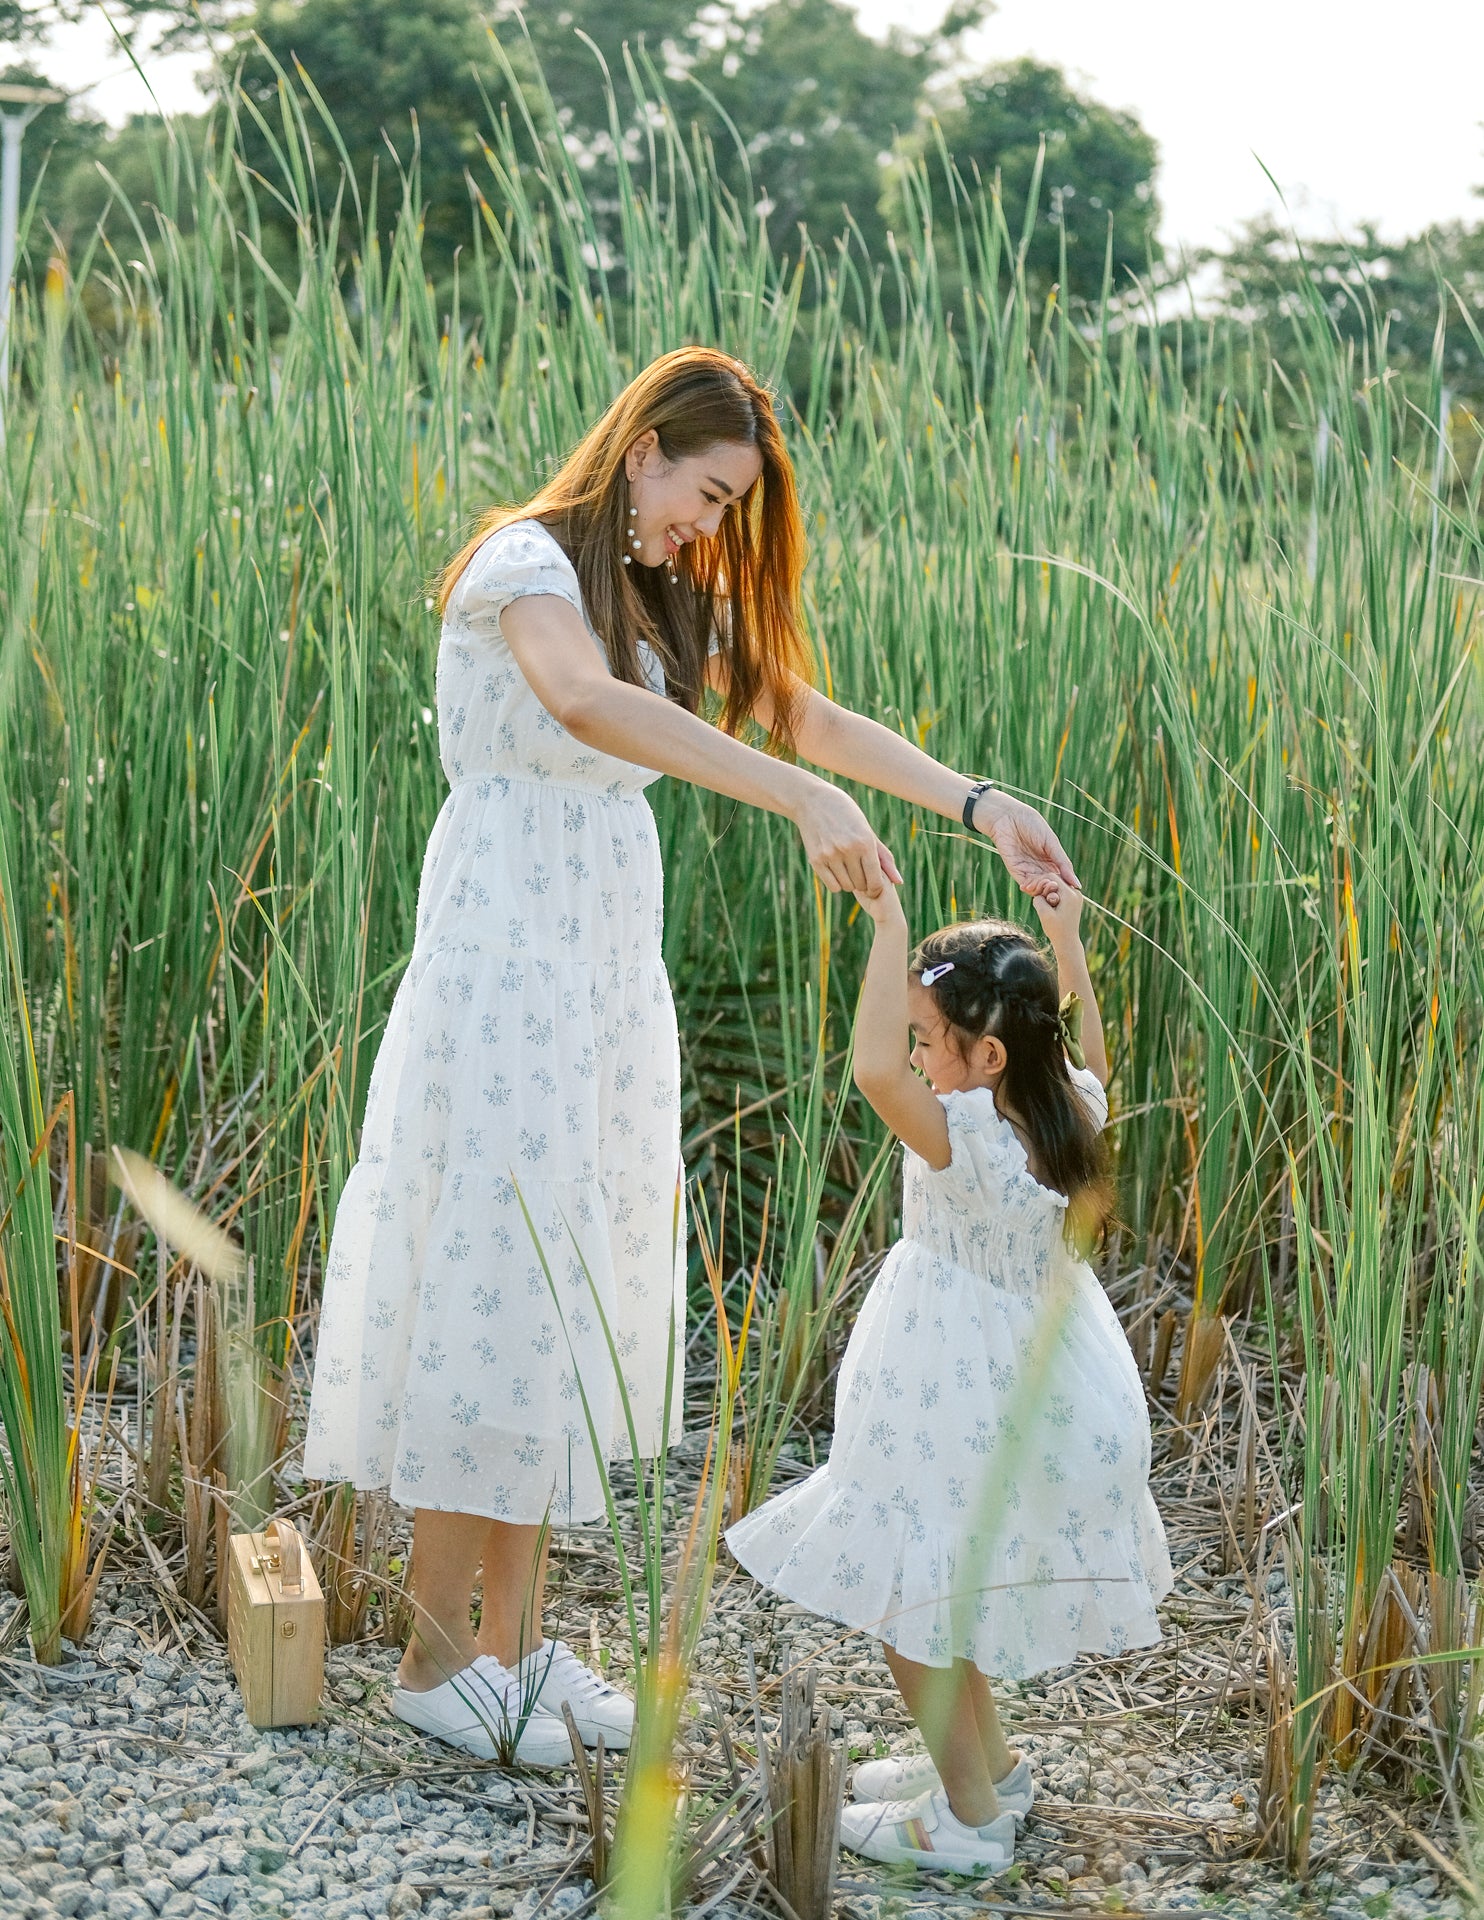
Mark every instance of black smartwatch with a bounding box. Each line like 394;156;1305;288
962;779;997;836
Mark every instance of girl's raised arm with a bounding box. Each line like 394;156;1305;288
1032;891;1109;1088
849;889;952;1170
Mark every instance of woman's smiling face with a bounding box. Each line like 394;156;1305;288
624;431;762;568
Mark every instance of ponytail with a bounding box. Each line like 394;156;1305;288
911;921;1113;1251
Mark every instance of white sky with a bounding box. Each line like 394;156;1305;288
22;0;1484;256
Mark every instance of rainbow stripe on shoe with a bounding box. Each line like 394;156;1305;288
838;1787;1017;1875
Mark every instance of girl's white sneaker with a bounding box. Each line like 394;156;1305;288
518;1638;635;1748
839;1787;1016;1875
850;1751;1035;1824
391;1653;572;1768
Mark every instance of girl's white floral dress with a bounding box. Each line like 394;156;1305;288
304;520;685;1524
727;1073;1173;1677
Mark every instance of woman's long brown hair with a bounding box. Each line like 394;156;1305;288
437;348;813;751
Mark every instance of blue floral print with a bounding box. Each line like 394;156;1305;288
305;521;686;1523
727;1072;1174;1677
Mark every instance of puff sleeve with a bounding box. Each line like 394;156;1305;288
447;522;586;642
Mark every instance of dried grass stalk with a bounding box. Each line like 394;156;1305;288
752;1661;845;1920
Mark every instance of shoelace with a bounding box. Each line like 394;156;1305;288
862;1791;934;1831
542;1642;623;1701
459;1654;534;1727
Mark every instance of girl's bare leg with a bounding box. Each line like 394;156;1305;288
882;1646;1000;1828
962;1662;1018;1782
475;1520;552;1667
396;1509;490;1690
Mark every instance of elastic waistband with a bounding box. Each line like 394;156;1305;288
444;772;656;805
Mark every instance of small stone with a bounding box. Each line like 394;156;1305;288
193;1874;237;1908
1099;1852;1126;1884
106;1892;154;1920
10;1744;51;1769
387;1891;423;1919
142;1880;173;1914
1062;1854;1087;1878
51;1883;90;1918
167;1852;212;1889
1358;1874;1392;1897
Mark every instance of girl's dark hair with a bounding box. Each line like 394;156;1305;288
912;919;1113;1249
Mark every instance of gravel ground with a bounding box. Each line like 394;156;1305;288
0;1305;1472;1920
0;1508;1466;1920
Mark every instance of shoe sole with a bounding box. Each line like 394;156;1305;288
561;1717;633;1752
392;1694;572;1769
840;1834;1015;1876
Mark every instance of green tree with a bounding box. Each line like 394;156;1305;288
1213;217;1484;411
921;56;1161;297
231;0;501;277
1;1;44;43
685;0;970;254
491;0;704;146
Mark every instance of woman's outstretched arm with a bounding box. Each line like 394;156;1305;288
500;595;902;897
742;673;1079;902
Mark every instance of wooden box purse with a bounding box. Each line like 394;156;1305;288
225;1517;325;1727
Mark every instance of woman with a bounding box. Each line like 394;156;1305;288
304;348;1079;1767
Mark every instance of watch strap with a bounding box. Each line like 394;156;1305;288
962;779;997;835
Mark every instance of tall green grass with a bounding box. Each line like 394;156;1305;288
2;36;1481;1862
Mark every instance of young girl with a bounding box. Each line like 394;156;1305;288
727;883;1173;1875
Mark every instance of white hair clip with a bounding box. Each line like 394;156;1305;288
920;961;956;986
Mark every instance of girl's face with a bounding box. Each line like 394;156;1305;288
624;432;762;568
907;979;1005;1093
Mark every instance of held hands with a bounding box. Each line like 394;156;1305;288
792;779;903;899
975;790;1080;905
851;875;907;927
1032;884;1085;949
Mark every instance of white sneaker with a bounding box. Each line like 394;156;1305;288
519;1638;635;1749
839;1787;1016;1875
392;1653;573;1769
851;1751;1035;1825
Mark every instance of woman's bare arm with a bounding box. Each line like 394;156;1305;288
499;596;902;896
720;663;1079;900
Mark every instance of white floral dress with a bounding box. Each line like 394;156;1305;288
304;520;685;1524
726;1073;1173;1677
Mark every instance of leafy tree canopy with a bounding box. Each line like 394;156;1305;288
233;0;496;267
1212;217;1484;408
917;56;1161;296
684;0;976;253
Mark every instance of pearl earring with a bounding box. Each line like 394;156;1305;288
623;501;641;565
